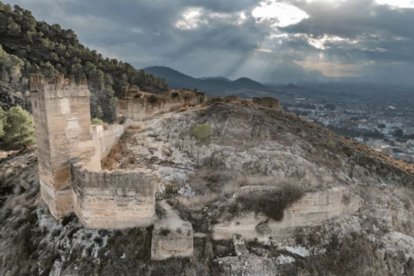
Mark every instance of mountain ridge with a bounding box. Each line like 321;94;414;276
144;66;273;96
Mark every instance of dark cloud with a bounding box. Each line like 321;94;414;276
4;0;414;84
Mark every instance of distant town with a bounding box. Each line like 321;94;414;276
284;93;414;163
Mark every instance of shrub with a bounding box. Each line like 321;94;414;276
147;94;160;104
91;117;104;125
237;184;304;221
2;106;35;149
192;123;212;141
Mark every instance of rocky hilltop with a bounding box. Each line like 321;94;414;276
1;97;414;276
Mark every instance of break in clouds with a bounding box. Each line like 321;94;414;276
5;0;414;84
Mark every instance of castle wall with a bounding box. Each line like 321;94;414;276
213;187;361;241
251;97;280;110
31;74;157;228
151;200;194;260
117;90;207;121
91;124;126;159
70;161;156;229
31;74;93;218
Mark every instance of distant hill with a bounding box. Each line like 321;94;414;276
144;66;273;97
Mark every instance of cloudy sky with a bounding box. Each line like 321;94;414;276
5;0;414;84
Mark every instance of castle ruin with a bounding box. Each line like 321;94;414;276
30;74;360;261
30;74;158;228
30;74;208;231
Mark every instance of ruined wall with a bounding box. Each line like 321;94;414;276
91;124;125;159
70;161;155;229
213;187;361;241
30;74;93;218
151;201;194;260
31;74;158;229
117;90;207;121
251;97;280;110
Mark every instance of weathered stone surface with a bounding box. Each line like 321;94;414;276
151;200;194;260
117;89;207;121
30;74;145;227
252;97;280;110
71;161;156;229
213;186;361;241
214;254;278;276
30;74;93;218
232;234;249;256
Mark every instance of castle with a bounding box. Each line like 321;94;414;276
30;74;206;229
30;74;362;261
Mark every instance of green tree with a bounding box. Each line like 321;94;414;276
3;106;35;149
95;105;103;119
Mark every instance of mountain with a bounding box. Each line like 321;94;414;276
199;76;231;82
144;66;273;97
232;77;269;92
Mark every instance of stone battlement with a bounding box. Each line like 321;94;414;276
70;160;155;229
117;89;208;121
30;74;89;99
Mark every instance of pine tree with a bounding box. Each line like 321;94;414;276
3;106;35;149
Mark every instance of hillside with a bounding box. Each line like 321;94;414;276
0;2;168;122
1;2;414;276
144;66;272;97
1;99;414;275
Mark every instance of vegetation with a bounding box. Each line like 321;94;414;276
237;184;304;221
192;123;212;141
0;2;169;122
0;105;35;149
147;94;161;105
0;44;23;84
91;117;104;125
0;106;5;137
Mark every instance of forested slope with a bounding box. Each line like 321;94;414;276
0;2;168;122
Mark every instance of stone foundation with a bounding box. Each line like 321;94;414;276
213;187;361;241
151;201;194;260
39;182;73;218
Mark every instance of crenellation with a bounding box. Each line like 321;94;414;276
30;74;89;99
117;88;208;121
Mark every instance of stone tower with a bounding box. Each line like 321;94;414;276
30;74;93;218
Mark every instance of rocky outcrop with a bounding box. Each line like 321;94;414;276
214;254;278;276
151;200;194;260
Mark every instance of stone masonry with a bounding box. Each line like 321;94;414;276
30;74;94;218
30;74;155;228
